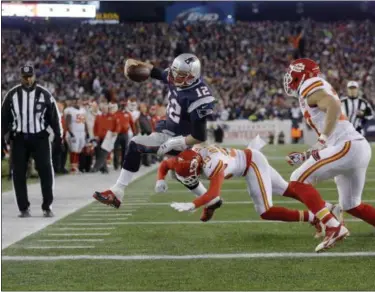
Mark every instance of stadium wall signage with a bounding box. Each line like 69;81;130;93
166;2;235;24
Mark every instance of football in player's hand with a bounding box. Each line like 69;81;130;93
126;64;150;82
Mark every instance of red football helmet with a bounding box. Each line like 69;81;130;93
284;58;321;97
174;149;203;187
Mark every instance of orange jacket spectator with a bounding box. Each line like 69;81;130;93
114;110;137;134
94;113;117;140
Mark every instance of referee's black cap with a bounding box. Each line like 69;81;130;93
20;65;35;77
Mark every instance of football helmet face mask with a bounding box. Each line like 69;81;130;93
284;58;321;97
168;53;201;87
174;149;203;187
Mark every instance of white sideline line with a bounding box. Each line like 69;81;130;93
23;246;95;249
81;214;131;217
118;199;375;207
3;252;375;261
46;233;110;236
53;227;116;231
37;239;104;242
62;219;362;226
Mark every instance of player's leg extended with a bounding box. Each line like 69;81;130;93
248;150;311;222
335;140;375;227
285;142;352;251
93;132;171;208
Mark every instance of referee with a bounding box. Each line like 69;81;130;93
341;81;374;135
1;65;63;218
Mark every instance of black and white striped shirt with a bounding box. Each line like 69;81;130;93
1;83;62;139
340;96;374;130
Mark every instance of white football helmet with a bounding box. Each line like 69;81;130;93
169;53;201;87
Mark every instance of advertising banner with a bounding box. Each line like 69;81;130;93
166;2;234;24
207;120;292;146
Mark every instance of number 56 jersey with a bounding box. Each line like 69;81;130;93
160;70;216;137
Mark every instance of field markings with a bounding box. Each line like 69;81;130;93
61;219;363;226
116;199;375;207
52;227;115;231
22;246;95;249
45;233;111;236
72;218;131;222
3;252;375;261
37;239;104;242
147;187;375;192
81;213;132;217
87;210;137;213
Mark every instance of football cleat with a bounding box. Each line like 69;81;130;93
315;223;349;253
200;199;223;222
93;190;121;209
312;204;344;239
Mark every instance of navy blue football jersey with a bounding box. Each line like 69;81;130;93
157;70;215;136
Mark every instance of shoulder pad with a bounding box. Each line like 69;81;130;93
299;77;325;98
201;147;226;178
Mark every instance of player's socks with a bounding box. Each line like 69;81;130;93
325;202;333;210
347;203;375;227
110;168;133;200
284;181;326;214
283;181;340;227
260;207;310;222
110;141;144;200
70;152;79;172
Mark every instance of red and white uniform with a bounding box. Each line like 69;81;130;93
64;106;87;153
292;77;372;210
159;145;289;215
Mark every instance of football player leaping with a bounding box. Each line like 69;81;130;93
284;58;375;243
165;144;347;252
93;54;216;208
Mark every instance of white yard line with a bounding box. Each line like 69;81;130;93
52;227;115;231
61;219;362;226
22;246;95;249
150;187;375;192
81;214;132;217
3;252;375;261
119;199;375;207
37;239;104;242
72;218;131;221
45;233;110;236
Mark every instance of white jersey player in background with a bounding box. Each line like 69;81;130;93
160;141;346;252
283;58;375;244
126;97;140;139
64;97;88;173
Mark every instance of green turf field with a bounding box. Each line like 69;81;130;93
2;144;375;291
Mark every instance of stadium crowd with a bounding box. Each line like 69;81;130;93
2;20;375;122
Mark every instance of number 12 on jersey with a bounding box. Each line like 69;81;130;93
195;86;210;97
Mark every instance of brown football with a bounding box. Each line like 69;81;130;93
127;65;150;82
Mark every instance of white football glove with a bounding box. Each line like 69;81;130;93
155;180;168;193
310;134;328;151
157;136;187;157
170;202;196;213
